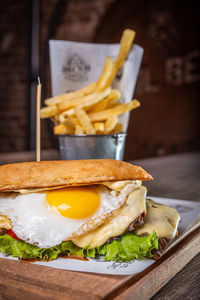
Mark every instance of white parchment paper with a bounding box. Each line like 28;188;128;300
49;40;143;131
1;197;199;275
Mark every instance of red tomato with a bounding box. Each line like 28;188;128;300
7;230;21;240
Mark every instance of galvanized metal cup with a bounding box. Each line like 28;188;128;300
59;133;127;160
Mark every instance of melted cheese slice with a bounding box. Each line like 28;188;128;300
135;199;180;239
11;180;142;194
102;180;141;192
71;186;147;248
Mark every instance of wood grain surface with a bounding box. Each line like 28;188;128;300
0;152;199;300
0;224;199;300
134;152;200;300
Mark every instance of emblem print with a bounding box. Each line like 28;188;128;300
62;53;90;82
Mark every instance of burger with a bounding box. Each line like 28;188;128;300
0;159;180;261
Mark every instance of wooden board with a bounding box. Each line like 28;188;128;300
0;224;199;300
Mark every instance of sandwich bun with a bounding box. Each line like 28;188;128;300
0;159;152;192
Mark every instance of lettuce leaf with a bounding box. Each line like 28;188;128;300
0;235;81;261
0;231;158;261
98;231;158;261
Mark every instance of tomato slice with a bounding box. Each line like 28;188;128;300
7;230;21;240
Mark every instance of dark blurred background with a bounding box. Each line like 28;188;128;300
0;0;200;160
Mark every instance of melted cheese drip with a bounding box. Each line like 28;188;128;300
71;186;147;248
0;215;12;230
102;180;141;191
135;199;180;239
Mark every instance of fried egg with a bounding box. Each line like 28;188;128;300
0;182;136;248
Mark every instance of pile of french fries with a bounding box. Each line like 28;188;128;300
40;29;140;135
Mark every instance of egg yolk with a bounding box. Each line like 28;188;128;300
46;186;100;219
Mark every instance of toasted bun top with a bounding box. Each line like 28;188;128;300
0;159;152;191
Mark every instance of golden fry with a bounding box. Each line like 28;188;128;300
104;115;118;133
45;82;96;106
111;123;123;133
58;93;94;112
62;117;77;128
89;99;140;122
61;119;74;128
89;97;109;113
58;114;80;128
90;89;121;113
75;125;84;134
106;89;121;108
104;29;135;88
40;28;138;137
115;29;135;70
53;124;74;135
58;87;110;112
95;56;113;92
59;108;75;118
78;87;111;111
58;113;67;124
44;97;63;106
75;108;95;134
93;122;104;134
40;106;57;119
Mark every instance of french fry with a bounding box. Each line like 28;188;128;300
93;122;104;134
58;87;111;112
77;87;111;111
44;82;96;106
106;89;121;108
58;114;80;129
95;56;113;92
104;29;135;88
40;105;57;119
90;89;121;113
89;99;140;122
75;108;95;134
106;100;119;109
109;89;121;99
58;93;94;112
53;124;74;135
58;110;74;122
115;29;135;70
40;29;139;137
45;97;63;106
89;97;109;113
62;116;77;128
58;113;68;124
111;123;123;133
60;108;75;117
75;125;84;134
104;115;118;133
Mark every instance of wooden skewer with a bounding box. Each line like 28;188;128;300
36;77;41;161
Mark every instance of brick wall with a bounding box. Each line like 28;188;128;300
0;0;113;152
0;0;29;152
0;0;199;160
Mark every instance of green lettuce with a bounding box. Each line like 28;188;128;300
0;231;158;261
0;234;81;261
98;231;158;261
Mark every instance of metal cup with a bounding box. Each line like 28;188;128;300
59;133;127;160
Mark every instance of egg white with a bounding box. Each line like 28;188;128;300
0;183;136;248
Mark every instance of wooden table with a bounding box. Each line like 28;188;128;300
133;152;200;300
0;151;199;299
